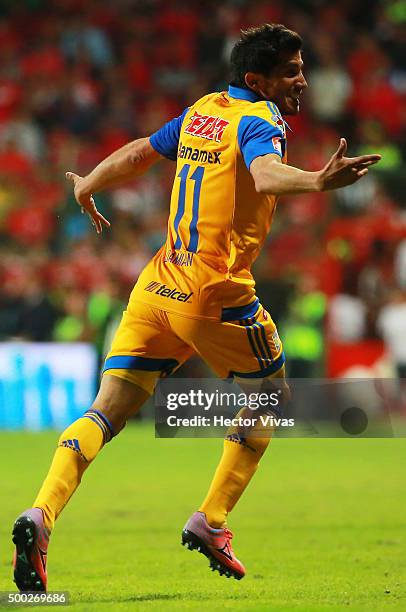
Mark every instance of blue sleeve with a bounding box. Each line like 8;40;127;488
150;108;189;161
238;116;285;169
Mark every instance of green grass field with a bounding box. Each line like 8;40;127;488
0;424;405;611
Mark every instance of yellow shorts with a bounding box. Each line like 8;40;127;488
103;298;285;395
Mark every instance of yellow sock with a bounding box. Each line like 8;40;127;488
199;409;273;528
33;409;114;531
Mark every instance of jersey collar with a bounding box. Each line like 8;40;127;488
228;85;262;103
227;84;293;132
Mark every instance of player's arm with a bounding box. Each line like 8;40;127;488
65;137;161;234
251;138;381;195
66;108;188;234
68;137;160;196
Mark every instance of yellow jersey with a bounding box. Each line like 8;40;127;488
131;85;288;320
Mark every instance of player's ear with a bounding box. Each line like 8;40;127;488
244;72;267;97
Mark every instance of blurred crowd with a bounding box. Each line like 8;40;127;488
0;0;405;376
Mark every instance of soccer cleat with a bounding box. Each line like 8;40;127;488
181;511;245;580
12;508;50;592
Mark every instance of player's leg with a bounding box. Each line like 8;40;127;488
32;373;151;531
12;374;150;593
12;301;193;592
182;367;288;580
171;301;287;579
198;365;289;529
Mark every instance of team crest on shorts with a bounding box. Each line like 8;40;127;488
272;330;281;352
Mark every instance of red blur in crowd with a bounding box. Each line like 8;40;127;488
0;0;404;357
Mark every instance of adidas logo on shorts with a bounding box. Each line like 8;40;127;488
144;281;193;303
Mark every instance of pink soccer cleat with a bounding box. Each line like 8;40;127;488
12;508;50;592
181;511;246;580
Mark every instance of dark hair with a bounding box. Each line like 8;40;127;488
230;24;303;88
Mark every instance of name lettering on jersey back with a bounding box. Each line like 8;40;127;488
178;141;221;165
164;250;194;267
184;111;229;142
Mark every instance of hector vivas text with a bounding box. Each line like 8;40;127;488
163;389;295;429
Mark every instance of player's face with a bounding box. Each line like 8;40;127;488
264;50;307;115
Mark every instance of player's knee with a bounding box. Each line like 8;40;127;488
259;377;291;414
278;379;291;406
91;373;150;432
90;400;126;434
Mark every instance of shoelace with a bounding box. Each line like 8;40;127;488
223;528;233;540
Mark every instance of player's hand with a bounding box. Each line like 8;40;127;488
318;138;381;191
65;172;111;234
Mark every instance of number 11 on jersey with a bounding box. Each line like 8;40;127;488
173;164;205;253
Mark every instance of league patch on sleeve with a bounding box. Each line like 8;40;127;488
272;136;282;156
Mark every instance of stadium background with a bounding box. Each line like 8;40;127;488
0;0;405;429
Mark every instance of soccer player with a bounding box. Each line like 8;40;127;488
12;24;381;589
